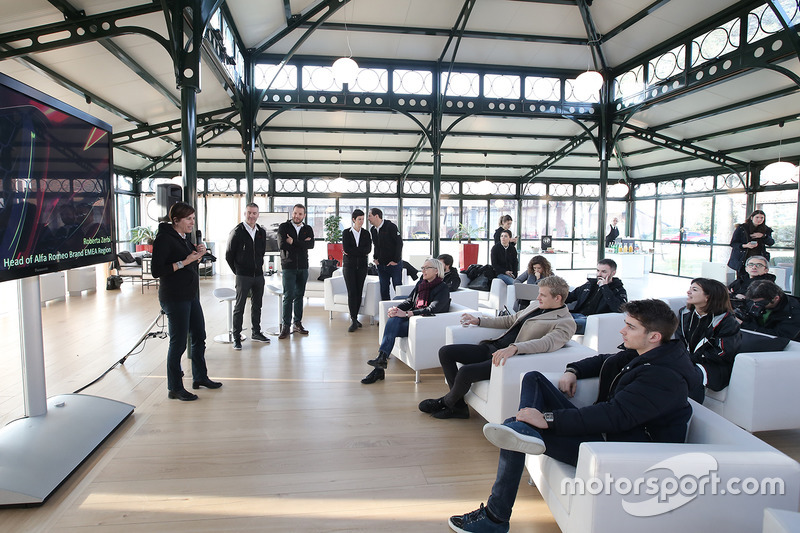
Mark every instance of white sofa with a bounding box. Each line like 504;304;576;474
323;271;381;324
395;283;480;310
572;312;625;355
378;300;477;382
446;324;597;424
459;273;508;314
703;332;800;432
526;374;800;533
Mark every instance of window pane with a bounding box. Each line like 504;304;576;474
713;193;747;244
574;201;598;240
682;197;712;242
634;199;655;240
573;240;599;269
115;194;135;248
548;201;572;238
338;198;368;227
403;198;431;239
520;199;546;239
441;200;460;240
656;198;682;240
367;199;399;234
756;190;798;248
273;197;303;219
490;199;519;239
461;200;488;240
680;243;711;277
653;242;680;275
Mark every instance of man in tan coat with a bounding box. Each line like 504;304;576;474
419;275;576;419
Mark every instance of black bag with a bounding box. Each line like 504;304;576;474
106;275;123;290
468;273;491;291
318;259;339;280
368;264;379;276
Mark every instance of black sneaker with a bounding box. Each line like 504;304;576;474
251;331;270;343
433;404;470;419
233;339;242;350
418;397;446;413
448;503;508;533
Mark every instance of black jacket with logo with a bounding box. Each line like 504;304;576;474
677;307;741;391
225;222;267;277
151;222;200;302
566;277;627;315
370;219;403;265
278;221;315;269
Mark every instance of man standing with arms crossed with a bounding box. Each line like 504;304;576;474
225;202;269;350
277;204;315;339
368;208;403;301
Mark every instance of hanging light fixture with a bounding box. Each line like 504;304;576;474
475;152;493;195
331;2;358;87
574;37;603;95
330;148;348;193
762;121;798;181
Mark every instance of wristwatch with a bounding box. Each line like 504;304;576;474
176;260;184;269
543;412;554;423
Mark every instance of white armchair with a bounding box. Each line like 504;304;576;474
446;324;597;423
572;313;625;354
323;272;380;324
703;334;800;432
394;282;480;309
525;373;800;533
377;300;477;382
458;273;508;315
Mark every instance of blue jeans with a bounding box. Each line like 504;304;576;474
160;298;209;392
497;274;515;285
282;268;309;326
571;312;587;334
377;263;403;301
486;371;602;522
378;316;409;354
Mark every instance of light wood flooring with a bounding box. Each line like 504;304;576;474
0;272;797;532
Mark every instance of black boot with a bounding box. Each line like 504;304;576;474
361;368;385;384
348;319;359;333
367;351;390;369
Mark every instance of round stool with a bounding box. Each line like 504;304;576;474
213;287;245;343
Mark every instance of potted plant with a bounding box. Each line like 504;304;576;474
323;215;344;266
129;226;156;253
452;223;484;270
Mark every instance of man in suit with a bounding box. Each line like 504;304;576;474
225;202;269;350
418;276;575;420
368;208;403;300
277;204;315;339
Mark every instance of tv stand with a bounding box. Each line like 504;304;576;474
0;277;133;505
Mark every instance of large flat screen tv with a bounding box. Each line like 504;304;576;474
0;72;115;283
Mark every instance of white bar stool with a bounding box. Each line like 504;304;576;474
212;287;245;343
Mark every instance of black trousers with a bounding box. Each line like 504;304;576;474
233;274;265;336
439;343;494;408
343;260;368;319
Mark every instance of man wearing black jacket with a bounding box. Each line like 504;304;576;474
449;299;704;532
368;208;403;300
566;258;627;334
277;204;315;339
225;203;269;350
736;279;800;341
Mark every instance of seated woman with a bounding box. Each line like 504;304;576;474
361;258;451;384
728;255;775;308
513;255;553;310
491;230;518;285
677;277;742;392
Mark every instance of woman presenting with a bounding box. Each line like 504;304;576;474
151;202;222;401
342;209;372;333
728;209;774;279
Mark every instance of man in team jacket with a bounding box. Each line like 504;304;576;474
368;207;403;301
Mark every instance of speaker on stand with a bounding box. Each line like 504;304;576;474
156;183;182;221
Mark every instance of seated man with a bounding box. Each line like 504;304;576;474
566;258;627;334
448;299;704;533
727;255;775;306
419;276;575;420
438;253;461;293
734;279;800;341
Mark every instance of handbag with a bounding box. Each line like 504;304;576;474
318;259;339;280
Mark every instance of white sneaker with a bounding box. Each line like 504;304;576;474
482;423;546;455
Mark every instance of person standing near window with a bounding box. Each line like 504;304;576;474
728;210;774;279
491;230;518;285
277;204;315;339
493;215;517;246
342;209;372;333
368;208;403;301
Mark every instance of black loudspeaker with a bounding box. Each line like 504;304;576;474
156;183;182;218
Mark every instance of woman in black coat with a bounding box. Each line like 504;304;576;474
342;209;372;332
728;210;774;279
677;277;741;391
151;202;221;401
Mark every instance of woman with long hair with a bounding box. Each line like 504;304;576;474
728;209;774;279
493;214;517;246
513;255;553;310
676;277;741;392
361;258;451;384
151;202;222;401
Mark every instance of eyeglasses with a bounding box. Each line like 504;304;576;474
745;262;767;268
421;266;436;270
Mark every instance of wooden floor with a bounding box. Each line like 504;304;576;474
0;272;797;532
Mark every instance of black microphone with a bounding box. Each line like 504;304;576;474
196;229;202;243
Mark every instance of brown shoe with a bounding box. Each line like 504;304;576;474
278;324;291;339
293;322;309;335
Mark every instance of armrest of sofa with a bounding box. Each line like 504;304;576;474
323;275;346;309
445;324;506;345
580;313;625;354
488;278;508;312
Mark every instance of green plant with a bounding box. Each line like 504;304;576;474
129;226;156;245
323;215;343;244
451;223;484;244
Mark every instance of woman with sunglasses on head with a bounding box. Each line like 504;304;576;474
677;277;741;392
728;209;774;280
361;258;450;384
